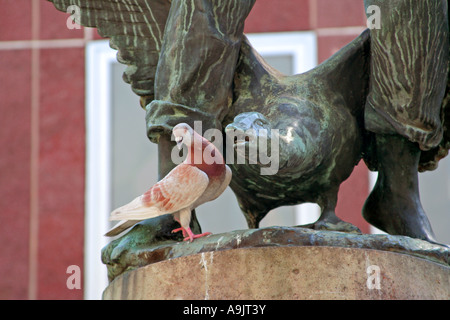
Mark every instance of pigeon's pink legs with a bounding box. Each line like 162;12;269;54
171;227;188;238
171;226;211;242
172;216;188;237
183;227;212;242
172;216;211;242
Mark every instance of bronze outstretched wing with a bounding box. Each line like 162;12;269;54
48;0;171;107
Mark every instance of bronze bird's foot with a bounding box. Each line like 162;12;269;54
300;215;361;234
312;219;361;234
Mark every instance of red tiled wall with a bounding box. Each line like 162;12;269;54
316;0;366;28
0;49;32;299
0;1;88;300
39;2;84;39
0;0;32;41
0;0;370;299
245;0;312;32
38;47;86;299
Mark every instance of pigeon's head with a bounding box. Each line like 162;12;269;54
173;123;194;149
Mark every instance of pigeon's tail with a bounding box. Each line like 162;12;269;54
109;195;164;221
104;220;139;237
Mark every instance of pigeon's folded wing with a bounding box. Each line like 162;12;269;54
109;164;209;221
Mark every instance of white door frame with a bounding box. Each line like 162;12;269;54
84;40;115;300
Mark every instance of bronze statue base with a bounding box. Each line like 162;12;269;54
103;240;449;300
102;226;449;299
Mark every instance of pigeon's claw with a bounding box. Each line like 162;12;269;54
172;227;188;238
183;227;212;242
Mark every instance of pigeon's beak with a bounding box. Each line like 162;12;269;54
175;136;183;150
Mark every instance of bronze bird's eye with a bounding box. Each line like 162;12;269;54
255;119;266;126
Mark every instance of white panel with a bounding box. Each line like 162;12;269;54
85;40;115;300
246;31;317;74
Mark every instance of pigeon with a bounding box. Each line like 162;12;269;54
105;123;232;241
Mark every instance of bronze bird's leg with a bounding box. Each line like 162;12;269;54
307;191;360;234
363;134;436;242
245;210;268;229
